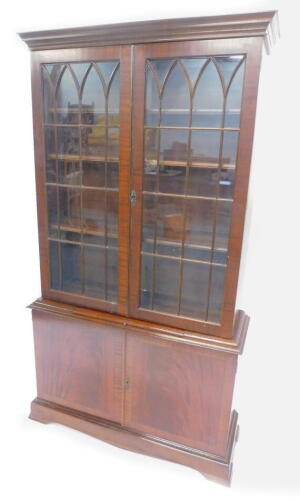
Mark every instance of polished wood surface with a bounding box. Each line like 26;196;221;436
29;298;249;354
32;310;125;422
19;11;278;53
30;398;239;486
20;12;276;486
124;332;237;456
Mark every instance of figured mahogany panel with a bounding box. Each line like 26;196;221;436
32;310;125;422
124;332;237;456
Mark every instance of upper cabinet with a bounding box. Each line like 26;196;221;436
20;12;278;337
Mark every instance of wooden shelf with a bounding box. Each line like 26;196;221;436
145;159;235;169
48;154;119;163
141;251;226;267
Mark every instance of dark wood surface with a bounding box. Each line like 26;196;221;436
19;13;275;485
30;398;239;486
124;332;237;456
29;298;249;355
30;307;239;483
32;310;125;422
19;11;278;53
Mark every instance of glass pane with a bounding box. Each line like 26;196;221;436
159;165;186;195
140;254;153;308
82;189;105;245
57;127;79;157
225;61;245;128
42;68;55;123
153;257;180;313
192;61;223;127
145;67;159;126
107;162;119;188
42;59;120;303
97;61;118;87
107;248;118;301
58;159;81;185
140;55;246;325
161;62;190;126
191;130;221;167
47;186;58;237
207;265;226;323
144;128;158;191
181;58;208;89
148;59;175;89
215;55;243;89
108;67;120;125
215;200;232;250
180;261;210;318
108;128;119;160
49;241;59;289
83;246;105;298
81;125;106;159
222;131;239;167
81;65;105;125
107;191;118;247
70;63;90;86
184;199;214;260
160;129;189;166
56;66;79;124
61;242;81;294
82;161;105;187
59;187;81;241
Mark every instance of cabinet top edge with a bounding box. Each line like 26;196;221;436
18;11;279;54
29;298;249;355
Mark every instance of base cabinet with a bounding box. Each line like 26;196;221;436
30;303;243;485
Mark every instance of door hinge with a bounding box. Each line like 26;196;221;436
125;379;130;390
130;190;137;206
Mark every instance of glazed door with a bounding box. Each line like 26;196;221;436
130;38;262;337
32;46;131;314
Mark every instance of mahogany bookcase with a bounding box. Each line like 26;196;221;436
19;11;278;485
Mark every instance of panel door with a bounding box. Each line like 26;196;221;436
130;38;263;337
32;46;131;315
33;310;125;422
124;333;237;456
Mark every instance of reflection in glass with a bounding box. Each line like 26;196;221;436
59;187;81;241
47;186;58;237
225;61;245;128
58;160;81;185
181;58;207;88
49;241;59;289
160;129;189;165
192;61;223;127
180;261;210;318
57;127;79;156
140;54;246;324
56;67;79;124
153;257;180;313
161;62;190;126
145;67;159;126
191;130;221;166
81;65;105;125
83;246;105;298
43;60;120;303
61;242;81;294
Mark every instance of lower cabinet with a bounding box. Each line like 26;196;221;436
32;307;238;469
32;310;125;423
124;333;237;457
